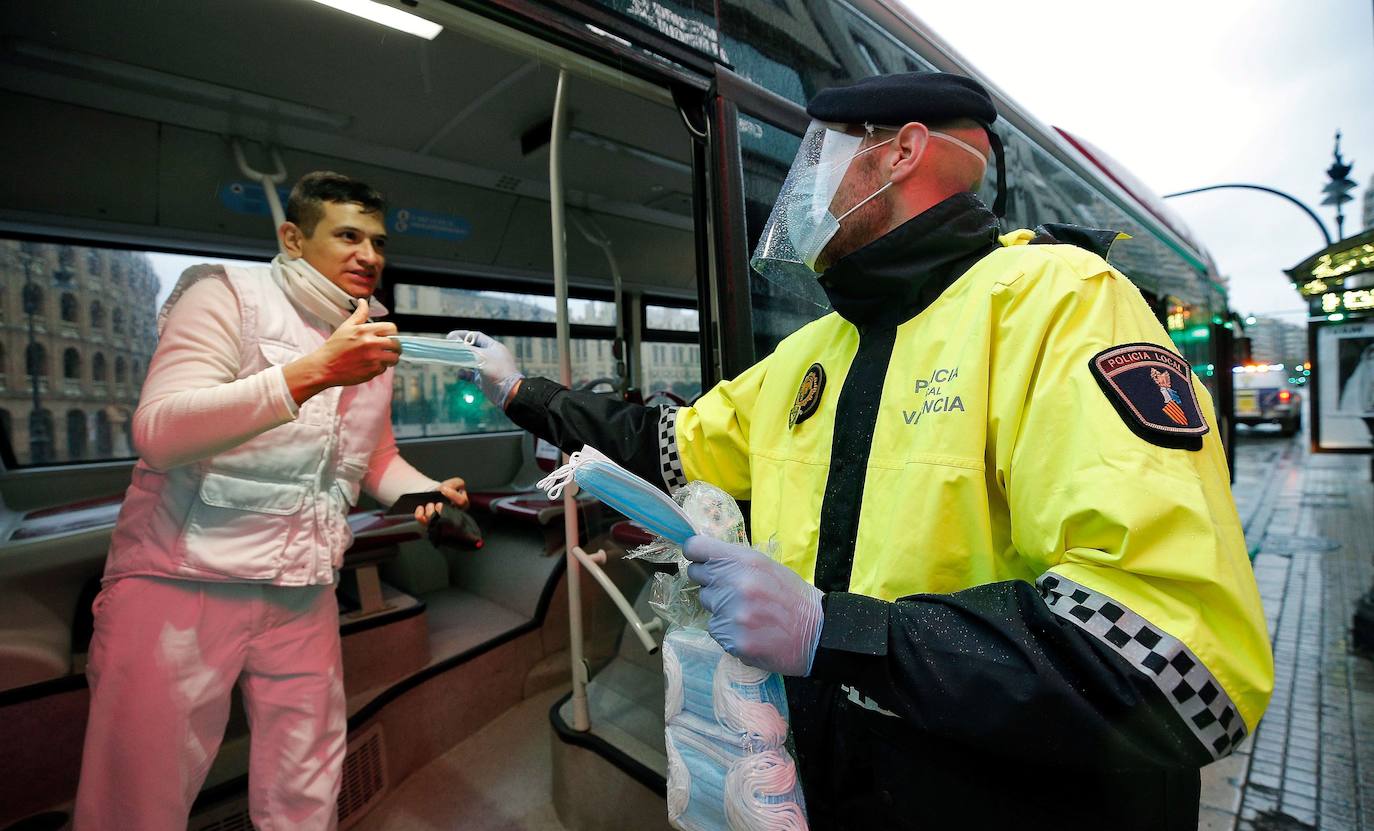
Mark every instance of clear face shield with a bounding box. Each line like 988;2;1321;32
749;120;990;310
749;122;879;309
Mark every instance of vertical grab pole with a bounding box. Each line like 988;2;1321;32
550;69;590;732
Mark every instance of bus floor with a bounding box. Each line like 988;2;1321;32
354;683;571;831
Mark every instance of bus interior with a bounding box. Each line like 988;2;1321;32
1;2;708;828
0;1;1240;829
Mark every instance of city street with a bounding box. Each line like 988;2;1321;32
1199;425;1374;830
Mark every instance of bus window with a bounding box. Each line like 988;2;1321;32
388;334;624;437
737;114;827;357
639;341;702;402
500;336;621;396
581;0;720;58
718;0;939;109
387;335;512;438
1;238;160;466
642;303;702;401
392;283;616;326
389;281;630;435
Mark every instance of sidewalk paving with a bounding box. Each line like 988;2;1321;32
1198;433;1374;831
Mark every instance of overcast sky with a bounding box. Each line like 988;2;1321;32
910;0;1374;323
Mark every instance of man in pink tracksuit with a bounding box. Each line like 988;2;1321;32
74;172;466;830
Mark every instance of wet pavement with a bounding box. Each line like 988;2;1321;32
1198;429;1374;830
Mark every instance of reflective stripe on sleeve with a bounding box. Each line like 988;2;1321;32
1037;573;1247;760
658;407;687;493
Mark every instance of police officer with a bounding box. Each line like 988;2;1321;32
451;72;1272;829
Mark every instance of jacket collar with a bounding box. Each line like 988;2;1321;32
818;192;1001;328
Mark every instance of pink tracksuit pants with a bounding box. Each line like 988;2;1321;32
74;576;346;830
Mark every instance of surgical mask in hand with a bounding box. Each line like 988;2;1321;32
388;335;483;368
537;446;696;545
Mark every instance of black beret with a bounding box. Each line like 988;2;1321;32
806;72;997;128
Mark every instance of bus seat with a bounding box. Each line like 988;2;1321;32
0;603;72;693
466;434;602;529
5;496;123;544
610;520;655;549
0;496;120;693
341;510;424;619
487;493;595;526
378;543;452;598
0;636;70;692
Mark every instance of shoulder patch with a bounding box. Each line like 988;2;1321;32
1089;343;1209;450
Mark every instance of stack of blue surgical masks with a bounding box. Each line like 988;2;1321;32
388;335;483;368
663;627;807;831
537;450;808;830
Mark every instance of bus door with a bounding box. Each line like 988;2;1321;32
707;67;815;373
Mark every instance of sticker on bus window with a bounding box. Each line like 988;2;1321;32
535;438;561;473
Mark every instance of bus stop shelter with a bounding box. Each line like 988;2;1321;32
1286;228;1374;455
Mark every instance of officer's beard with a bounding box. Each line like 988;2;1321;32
816;159;895;273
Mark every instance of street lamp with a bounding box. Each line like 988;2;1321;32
1322;131;1357;241
21;248;52;464
1162;183;1332;247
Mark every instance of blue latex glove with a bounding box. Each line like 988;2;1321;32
684;535;824;677
445;330;524;409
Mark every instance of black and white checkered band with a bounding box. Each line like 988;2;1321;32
658;407;687;493
1037;573;1246;759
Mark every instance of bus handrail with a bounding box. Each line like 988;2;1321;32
569;546;662;656
231;139;288;251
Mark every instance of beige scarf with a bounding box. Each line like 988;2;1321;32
272;254;388;329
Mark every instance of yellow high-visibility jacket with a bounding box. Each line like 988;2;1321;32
677;225;1270;744
509;193;1273;828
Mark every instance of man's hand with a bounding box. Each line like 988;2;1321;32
684;535;824;676
445;330;524;410
414;476;470;526
284;301;400;405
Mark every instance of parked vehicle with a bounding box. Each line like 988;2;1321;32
1234;365;1302;436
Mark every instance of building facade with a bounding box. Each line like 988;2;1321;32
1245;315;1308;368
0;241;158;466
1363;173;1373;232
389;282;702;438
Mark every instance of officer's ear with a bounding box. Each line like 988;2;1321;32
888;122;931;184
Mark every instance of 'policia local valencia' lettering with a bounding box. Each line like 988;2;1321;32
906;365;963;425
1102;347;1185;376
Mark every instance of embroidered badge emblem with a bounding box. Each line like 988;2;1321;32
1089;343;1209;450
1150;367;1189;425
790;363;826;428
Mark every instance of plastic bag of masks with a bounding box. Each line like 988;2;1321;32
538;449;808;830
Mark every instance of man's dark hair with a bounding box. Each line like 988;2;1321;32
285;171;386;236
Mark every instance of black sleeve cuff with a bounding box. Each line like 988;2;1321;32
499;376;671;482
809;591;891;681
506;376;563;425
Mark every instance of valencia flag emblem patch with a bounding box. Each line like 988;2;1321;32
1089;343;1209;450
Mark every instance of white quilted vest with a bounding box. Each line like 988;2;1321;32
104;264;392;586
